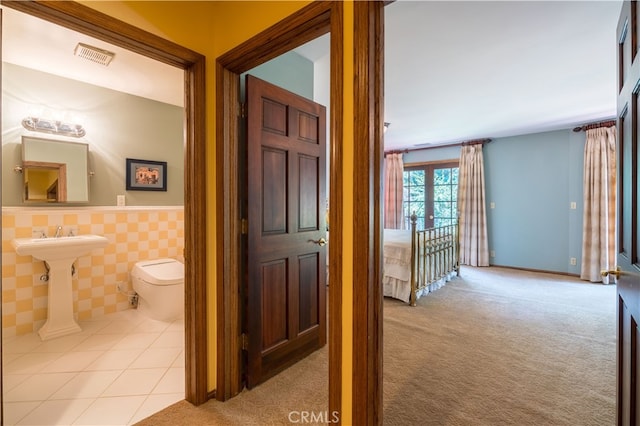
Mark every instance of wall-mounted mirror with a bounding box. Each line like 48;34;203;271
21;136;89;203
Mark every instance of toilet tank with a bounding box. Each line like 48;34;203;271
131;258;184;286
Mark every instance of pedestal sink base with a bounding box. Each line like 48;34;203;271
38;320;82;341
12;235;108;341
38;257;83;341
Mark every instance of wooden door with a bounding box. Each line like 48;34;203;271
616;2;640;424
245;74;327;388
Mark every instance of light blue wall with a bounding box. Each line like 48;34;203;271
403;128;587;275
243;51;314;100
567;130;586;275
484;130;585;274
403;144;460;164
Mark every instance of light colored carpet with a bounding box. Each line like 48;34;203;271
382;266;616;426
136;266;616;425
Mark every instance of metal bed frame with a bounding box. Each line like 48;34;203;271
409;213;460;306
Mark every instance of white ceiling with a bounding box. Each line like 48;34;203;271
381;0;622;150
1;6;184;108
2;1;623;151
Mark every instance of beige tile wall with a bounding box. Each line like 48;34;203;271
2;207;184;338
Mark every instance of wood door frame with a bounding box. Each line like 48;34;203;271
1;0;209;405
216;2;341;406
353;2;384;423
216;1;384;423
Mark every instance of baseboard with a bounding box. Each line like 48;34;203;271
485;264;580;278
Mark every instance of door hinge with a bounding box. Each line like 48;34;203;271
239;102;247;118
241;333;248;351
241;218;248;235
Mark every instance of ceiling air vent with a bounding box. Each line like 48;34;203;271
74;43;115;66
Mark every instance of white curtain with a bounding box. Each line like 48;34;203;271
458;145;489;266
384;153;404;229
581;126;617;283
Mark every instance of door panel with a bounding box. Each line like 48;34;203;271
261;260;288;351
299;155;319;230
617;2;640;425
619;298;633;425
246;74;327;388
298;253;320;333
262;148;288;234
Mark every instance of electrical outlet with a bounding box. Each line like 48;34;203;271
490;202;495;209
570;257;577;266
570;202;577;210
490;250;496;258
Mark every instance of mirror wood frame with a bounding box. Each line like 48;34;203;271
23;161;68;202
1;0;209;406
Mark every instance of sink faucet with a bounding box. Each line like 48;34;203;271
54;226;63;238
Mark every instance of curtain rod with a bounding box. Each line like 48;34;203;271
460;138;491;146
384;137;492;156
572;119;616;132
384;149;409;157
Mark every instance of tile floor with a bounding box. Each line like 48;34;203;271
2;309;185;425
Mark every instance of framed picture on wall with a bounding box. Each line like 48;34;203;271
126;158;167;191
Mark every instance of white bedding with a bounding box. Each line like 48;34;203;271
383;228;456;303
382;229;413;303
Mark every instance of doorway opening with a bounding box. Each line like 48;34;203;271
0;2;208;423
215;1;344;416
217;3;385;424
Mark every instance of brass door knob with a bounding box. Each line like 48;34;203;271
601;267;621;278
311;238;327;247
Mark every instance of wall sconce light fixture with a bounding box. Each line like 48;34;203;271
22;117;86;138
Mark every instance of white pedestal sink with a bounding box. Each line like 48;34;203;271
12;235;109;341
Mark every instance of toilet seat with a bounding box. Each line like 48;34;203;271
132;258;183;286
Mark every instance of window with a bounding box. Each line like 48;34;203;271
403;161;459;229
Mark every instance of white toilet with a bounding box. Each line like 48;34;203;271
131;258;184;321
